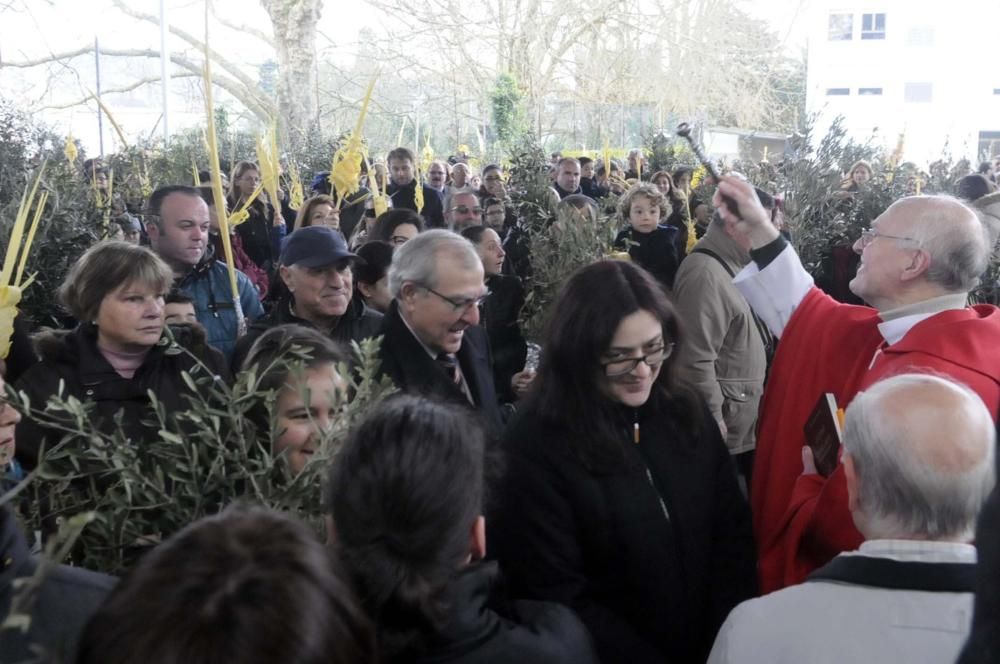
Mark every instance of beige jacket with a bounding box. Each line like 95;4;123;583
673;223;767;455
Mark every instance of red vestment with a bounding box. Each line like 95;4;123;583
752;287;1000;593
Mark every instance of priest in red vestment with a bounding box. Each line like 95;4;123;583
714;177;1000;594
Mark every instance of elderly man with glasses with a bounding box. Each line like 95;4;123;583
713;177;1000;594
377;229;504;434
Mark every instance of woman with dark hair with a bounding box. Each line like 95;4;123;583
490;260;756;663
227;160;286;273
14;241;228;470
328;394;597;664
242;324;347;474
354;241;394;314
460;226;531;402
75;505;375;664
368;209;424;247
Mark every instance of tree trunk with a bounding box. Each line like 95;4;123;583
261;0;322;151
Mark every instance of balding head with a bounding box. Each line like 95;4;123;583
843;373;996;542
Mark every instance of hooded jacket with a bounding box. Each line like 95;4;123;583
174;245;265;360
14;323;229;470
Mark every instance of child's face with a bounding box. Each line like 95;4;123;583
274;364;345;474
581;162;595;179
628;196;661;234
164;302;198;325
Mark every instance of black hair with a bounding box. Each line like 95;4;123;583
957;174;996;202
147;185;203;218
165;290;194;306
578;156;594;167
369;209;424;244
525;260;699;470
354;241;394;286
197;169;212;184
75;505;376;664
327;394;485;661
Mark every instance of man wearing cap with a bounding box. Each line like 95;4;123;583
230;226;383;370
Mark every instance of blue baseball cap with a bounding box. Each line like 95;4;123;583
279;226;357;268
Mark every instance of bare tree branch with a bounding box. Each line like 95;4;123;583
211;2;275;47
1;46;275;120
39;72;202;110
108;0;272;113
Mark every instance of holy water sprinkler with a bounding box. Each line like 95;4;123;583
676;122;739;216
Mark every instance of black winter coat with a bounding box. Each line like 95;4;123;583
230;294;383;371
489;394;757;663
377;301;504;437
615;225;681;289
0;506;115;662
412;562;598;664
482;274;527;403
387;180;446;228
14;324;229;470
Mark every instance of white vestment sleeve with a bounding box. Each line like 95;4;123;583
732;245;814;338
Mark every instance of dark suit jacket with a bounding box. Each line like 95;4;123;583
378;301;504;436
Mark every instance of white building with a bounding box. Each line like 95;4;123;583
805;1;1000;167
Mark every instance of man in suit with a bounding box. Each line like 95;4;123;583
378;229;504;434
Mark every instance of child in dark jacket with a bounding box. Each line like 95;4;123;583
614;183;680;289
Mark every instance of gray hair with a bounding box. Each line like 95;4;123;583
903;196;990;293
387;229;482;297
843;373;996;541
443;189;479;221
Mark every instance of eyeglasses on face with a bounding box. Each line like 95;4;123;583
601;343;675;377
857;228;918;249
421;285;490;312
451;205;483;215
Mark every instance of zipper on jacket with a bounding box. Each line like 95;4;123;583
632;409;670;522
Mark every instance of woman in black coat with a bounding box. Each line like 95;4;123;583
489;260;757;663
460;226;530;402
14;241;228;470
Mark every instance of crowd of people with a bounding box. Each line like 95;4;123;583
0;141;999;664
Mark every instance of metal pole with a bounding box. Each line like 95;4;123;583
94;36;105;156
160;0;170;145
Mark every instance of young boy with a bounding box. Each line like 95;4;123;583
164;291;199;325
614;183;680;289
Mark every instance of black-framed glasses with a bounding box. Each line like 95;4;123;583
858;228;918;249
602;343;675;377
422;285;490;312
450;205;483;215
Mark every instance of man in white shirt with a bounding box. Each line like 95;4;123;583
709;372;996;664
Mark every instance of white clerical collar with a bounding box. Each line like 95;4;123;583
876;292;968;346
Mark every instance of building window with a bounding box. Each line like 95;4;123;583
993;89;1000;95
828;13;853;40
858;88;883;96
904;82;933;103
861;13;886;40
826;88;851;96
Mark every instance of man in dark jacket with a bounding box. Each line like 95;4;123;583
386;147;445;228
231;226;382;370
378;230;504;435
0;506;116;662
552;157;583;199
